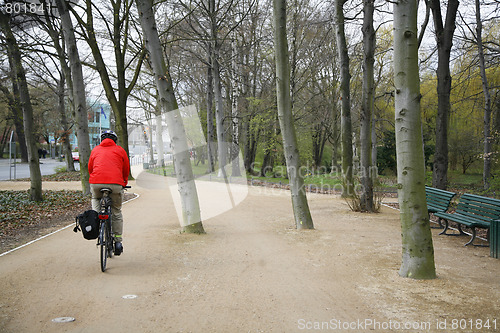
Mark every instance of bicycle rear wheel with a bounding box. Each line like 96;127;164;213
106;217;114;259
100;221;107;272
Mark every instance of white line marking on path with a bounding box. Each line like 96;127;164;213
0;193;140;257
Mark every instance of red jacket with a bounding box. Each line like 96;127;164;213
88;138;130;186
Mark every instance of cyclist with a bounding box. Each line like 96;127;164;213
88;130;130;255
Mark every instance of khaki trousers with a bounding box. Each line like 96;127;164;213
90;183;124;242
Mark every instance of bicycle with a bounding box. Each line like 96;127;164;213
97;185;131;272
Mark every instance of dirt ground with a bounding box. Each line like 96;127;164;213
0;172;499;332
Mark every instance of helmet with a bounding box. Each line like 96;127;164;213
101;130;118;143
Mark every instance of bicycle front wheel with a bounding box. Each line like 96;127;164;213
100;221;107;272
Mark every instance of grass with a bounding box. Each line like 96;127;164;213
147;161;500;198
147;161;399;193
148;161;247;179
447;170;483;188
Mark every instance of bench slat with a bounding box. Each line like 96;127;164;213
459;194;500;207
460;193;500;205
457;206;500;220
458;200;500;212
434;212;491;228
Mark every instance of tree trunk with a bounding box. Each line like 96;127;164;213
0;12;42;201
475;0;492;190
273;0;314;229
231;34;242;177
136;0;204;234
0;80;28;163
146;119;154;163
0;126;10;157
430;0;459;190
208;0;228;179
55;0;91;194
371;113;377;181
57;74;75;172
206;47;216;173
212;52;227;178
260;148;273;177
360;0;376;211
44;11;75;171
243;119;258;174
331;110;340;170
334;0;354;197
155;94;165;168
312;125;328;168
393;0;436;279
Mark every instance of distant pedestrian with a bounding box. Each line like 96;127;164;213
38;148;42;159
42;149;47;158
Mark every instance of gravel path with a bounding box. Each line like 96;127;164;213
0;172;499;332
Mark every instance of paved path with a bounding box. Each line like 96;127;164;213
0;172;499;332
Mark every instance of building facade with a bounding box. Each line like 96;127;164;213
70;103;112;149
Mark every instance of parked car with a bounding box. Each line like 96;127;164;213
72;152;79;162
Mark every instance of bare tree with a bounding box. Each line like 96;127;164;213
136;0;205;234
429;0;459;190
69;0;146;160
54;0;91;194
0;11;42;201
0;73;28;163
273;0;314;229
394;0;436;279
474;0;493;189
334;0;354;197
360;0;375;211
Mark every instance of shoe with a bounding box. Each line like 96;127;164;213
114;242;123;256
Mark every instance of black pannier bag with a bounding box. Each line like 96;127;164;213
74;210;99;240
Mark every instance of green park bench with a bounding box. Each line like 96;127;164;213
425;186;457;228
435;193;500;246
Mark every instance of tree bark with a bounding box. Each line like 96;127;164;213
475;0;492;190
0;79;28;163
231;33;241;177
209;0;228;178
0;12;42;201
273;0;314;229
243;120;258;174
360;0;376;211
155;94;165;168
334;0;354;197
206;47;216;173
136;0;204;234
57;74;75;171
371;113;377;180
394;0;436;279
42;11;75;172
212;52;227;178
429;0;459;190
55;0;91;194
